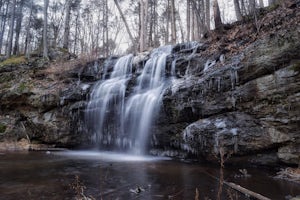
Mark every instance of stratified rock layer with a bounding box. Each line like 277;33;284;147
0;4;299;167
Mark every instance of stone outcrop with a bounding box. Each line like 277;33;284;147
150;7;300;165
0;4;299;167
0;56;97;150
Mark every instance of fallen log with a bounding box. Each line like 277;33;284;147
224;181;271;200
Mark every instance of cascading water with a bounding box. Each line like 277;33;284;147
85;46;172;154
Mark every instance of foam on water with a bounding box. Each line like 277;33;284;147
55;151;171;162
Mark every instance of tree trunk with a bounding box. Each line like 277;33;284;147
259;0;264;7
240;0;247;15
105;0;109;56
233;0;243;21
25;0;34;57
140;0;145;51
6;0;16;58
191;8;195;41
0;0;9;54
13;0;25;55
268;0;275;6
186;0;190;42
213;0;222;31
114;0;136;52
205;0;210;31
170;0;176;44
149;1;154;47
165;0;170;44
248;0;256;14
43;0;49;59
73;11;79;54
63;0;71;50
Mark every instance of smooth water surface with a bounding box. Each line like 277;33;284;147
0;151;299;200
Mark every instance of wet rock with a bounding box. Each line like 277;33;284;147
278;145;300;165
178;112;271;161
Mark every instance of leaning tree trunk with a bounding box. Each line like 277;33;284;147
114;0;136;52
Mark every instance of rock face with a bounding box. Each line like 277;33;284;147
0;5;299;167
150;7;300;166
0;57;100;150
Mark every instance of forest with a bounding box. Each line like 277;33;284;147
0;0;299;199
0;0;276;59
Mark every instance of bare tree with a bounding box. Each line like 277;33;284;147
139;0;146;51
268;0;275;6
114;0;136;52
13;0;25;55
63;0;71;50
186;0;190;41
43;0;49;59
205;0;210;31
6;0;16;58
233;0;243;21
248;0;256;14
213;0;222;31
259;0;264;7
0;0;9;54
24;0;34;57
170;0;176;44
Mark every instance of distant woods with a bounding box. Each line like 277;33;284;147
0;0;277;58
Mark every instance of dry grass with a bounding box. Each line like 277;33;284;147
44;54;96;76
70;175;96;200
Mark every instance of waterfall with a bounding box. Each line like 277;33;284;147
85;46;172;154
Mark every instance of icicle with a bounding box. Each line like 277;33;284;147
220;54;225;64
171;59;177;77
230;69;235;90
234;69;239;85
230;128;238;153
217;77;221;92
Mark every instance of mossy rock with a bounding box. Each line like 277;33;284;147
291;61;300;73
17;82;32;93
0;56;27;67
0;124;7;133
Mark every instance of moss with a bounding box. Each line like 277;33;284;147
17;82;32;93
0;56;27;67
0;124;7;133
291;61;300;73
18;83;27;92
266;2;280;12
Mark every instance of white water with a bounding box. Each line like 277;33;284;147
55;151;170;162
85;46;172;154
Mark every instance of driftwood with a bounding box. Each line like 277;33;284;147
202;170;271;200
224;181;271;200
